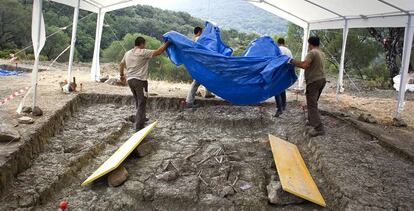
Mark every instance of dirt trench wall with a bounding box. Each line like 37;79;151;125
0;96;80;194
1;93;225;195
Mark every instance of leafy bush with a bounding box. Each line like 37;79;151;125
149;56;192;82
0;49;16;59
42;26;71;62
326;63;339;74
25;54;49;61
361;63;390;89
0;49;47;61
102;33;162;63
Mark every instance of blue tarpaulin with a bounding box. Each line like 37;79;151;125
163;22;297;105
0;69;19;76
197;22;233;56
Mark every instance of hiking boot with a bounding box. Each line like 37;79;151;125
186;103;199;108
126;115;135;122
134;125;144;132
273;110;283;117
127;116;149;123
308;128;325;137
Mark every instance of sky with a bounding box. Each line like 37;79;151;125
137;0;287;35
143;0;213;11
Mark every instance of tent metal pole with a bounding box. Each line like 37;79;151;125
31;0;43;110
395;15;413;118
91;9;105;81
298;25;310;90
67;0;80;83
336;19;349;101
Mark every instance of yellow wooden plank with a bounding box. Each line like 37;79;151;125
81;122;157;186
268;134;326;207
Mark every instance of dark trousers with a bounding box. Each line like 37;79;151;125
274;91;286;112
305;79;326;130
128;79;148;131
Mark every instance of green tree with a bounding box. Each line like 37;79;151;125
367;28;408;81
314;29;382;78
42;26;71;61
285;23;303;59
221;29;259;55
285;23;383;80
0;1;283;64
102;33;191;82
0;0;31;49
102;33;162;63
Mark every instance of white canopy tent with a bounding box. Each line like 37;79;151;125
30;0;413;117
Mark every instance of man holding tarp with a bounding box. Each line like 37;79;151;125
119;36;170;131
290;36;326;137
274;38;293;117
163;22;297;105
185;26;215;108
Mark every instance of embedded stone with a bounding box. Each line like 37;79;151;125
108;166;129;187
21;106;32;114
0;123;20;142
32;106;43;116
219;186;235;198
17;116;34;124
267;181;304;205
155;170;178;181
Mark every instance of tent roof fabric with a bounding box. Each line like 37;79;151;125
50;0;413;29
49;0;211;13
249;0;413;29
49;0;163;13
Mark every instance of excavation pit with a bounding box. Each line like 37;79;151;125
1;94;413;210
0;94;323;210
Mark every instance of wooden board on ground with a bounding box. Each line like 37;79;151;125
268;134;326;207
81;122;157;186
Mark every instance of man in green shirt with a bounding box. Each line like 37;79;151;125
290;36;326;137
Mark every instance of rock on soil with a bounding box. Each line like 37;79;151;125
392;118;407;127
17;116;34;124
267;181;304;205
219;186;235;198
155;170;179;181
134;142;154;157
358;113;377;124
0;122;20;142
100;75;109;83
32;106;43;116
108;166;129;187
104;78;126;86
21;106;32;114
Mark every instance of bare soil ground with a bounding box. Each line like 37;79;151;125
0;60;413;210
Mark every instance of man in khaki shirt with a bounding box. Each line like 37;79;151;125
119;36;170;131
290;36;326;137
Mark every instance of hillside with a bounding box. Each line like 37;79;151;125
1;1;258;62
150;0;287;35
